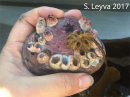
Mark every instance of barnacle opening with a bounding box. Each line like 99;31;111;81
73;58;78;66
35;43;40;48
90;52;97;59
44;31;50;35
48;15;53;18
52;57;60;64
62;56;69;65
80;50;85;56
39;54;44;58
84;60;89;66
35;43;44;52
28;44;32;48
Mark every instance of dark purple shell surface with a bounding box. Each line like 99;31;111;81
22;16;105;76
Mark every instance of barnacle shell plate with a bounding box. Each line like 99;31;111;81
22;17;105;75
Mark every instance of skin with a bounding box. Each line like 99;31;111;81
0;7;94;97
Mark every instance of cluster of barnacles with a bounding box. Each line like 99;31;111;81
26;15;105;71
27;15;58;64
78;16;91;32
65;28;104;69
66;16;103;56
66;16;107;68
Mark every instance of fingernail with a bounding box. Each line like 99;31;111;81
79;75;94;89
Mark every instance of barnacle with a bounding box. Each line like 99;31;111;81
66;30;94;52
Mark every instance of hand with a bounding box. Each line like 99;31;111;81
0;7;94;97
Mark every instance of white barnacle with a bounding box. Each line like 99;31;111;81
80;57;91;68
74;49;86;59
38;37;46;45
78;16;87;24
49;54;62;69
90;29;98;38
36;23;46;34
95;48;103;58
46;15;58;27
80;21;91;32
87;52;100;67
37;17;46;26
36;17;46;34
27;42;35;52
68;55;80;71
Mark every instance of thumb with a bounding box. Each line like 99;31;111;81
25;73;94;97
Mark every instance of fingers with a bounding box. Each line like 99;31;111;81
7;8;82;44
23;7;64;27
7;7;64;44
23;73;94;97
64;9;82;19
4;7;82;58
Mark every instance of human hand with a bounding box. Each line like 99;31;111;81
0;7;94;97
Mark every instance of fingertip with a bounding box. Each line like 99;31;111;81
38;6;64;18
54;73;93;96
22;6;64;27
64;9;82;19
79;75;94;88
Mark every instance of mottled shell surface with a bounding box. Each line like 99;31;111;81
22;17;105;76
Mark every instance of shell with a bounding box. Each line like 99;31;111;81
37;52;49;64
80;21;91;31
78;16;88;24
91;37;102;49
37;17;46;26
68;55;80;71
95;48;103;58
49;54;62;69
27;42;35;52
46;15;58;27
61;55;70;70
80;57;91;68
87;52;100;67
74;49;86;59
36;17;46;34
34;42;45;53
90;29;98;38
36;23;46;34
43;31;53;41
22;16;105;75
38;37;46;45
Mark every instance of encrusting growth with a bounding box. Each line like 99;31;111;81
66;30;93;52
